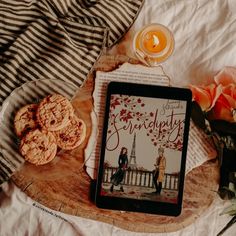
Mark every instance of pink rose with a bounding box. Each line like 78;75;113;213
189;83;222;112
211;67;236;122
190;67;236;122
214;66;236;85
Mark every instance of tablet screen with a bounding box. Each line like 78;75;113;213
96;82;192;216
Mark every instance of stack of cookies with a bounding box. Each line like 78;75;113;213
14;94;86;165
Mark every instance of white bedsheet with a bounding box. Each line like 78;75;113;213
0;181;235;236
1;0;236;235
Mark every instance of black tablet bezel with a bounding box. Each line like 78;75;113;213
95;81;192;216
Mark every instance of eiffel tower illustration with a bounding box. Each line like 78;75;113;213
128;133;137;169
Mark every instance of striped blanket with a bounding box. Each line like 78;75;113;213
0;0;144;184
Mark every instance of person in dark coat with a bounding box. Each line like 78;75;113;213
110;147;128;192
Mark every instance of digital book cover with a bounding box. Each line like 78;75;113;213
100;93;187;204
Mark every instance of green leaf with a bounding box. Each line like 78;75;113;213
191;101;207;130
220;202;236;216
221;209;236;216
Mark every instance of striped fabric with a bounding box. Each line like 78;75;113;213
0;0;144;184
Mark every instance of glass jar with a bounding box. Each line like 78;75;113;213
133;24;175;66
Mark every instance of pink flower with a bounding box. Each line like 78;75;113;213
214;66;236;85
190;67;236;122
211;67;236;122
189;83;222;112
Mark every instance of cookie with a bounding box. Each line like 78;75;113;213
14;104;38;137
53;115;86;150
20;129;57;165
37;94;74;131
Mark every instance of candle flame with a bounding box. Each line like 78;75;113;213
153;35;159;47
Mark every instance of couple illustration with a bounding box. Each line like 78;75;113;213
109;145;166;194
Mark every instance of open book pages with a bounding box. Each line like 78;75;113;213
85;63;217;179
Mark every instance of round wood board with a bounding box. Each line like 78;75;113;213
12;55;220;233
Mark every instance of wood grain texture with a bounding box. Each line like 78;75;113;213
12;55;220;233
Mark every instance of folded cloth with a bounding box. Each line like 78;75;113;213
0;0;144;184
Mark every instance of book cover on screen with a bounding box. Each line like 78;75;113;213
100;93;187;204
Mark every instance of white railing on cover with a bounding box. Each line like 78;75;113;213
103;167;179;190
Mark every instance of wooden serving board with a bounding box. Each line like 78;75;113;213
12;55;220;233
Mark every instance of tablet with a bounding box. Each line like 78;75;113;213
95;82;192;216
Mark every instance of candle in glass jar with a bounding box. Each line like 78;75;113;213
133;24;174;65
